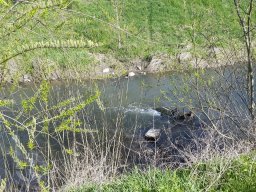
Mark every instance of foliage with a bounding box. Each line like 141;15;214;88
0;80;99;191
0;0;98;82
71;0;242;58
72;153;256;192
0;0;252;82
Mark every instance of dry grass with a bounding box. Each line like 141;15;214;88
53;113;256;191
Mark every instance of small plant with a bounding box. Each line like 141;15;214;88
0;80;100;191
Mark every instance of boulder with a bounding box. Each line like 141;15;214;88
128;72;135;77
130;58;148;71
178;52;192;62
175;111;194;121
155;107;177;116
146;57;164;72
155;107;194;121
145;128;161;141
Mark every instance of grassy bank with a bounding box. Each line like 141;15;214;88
71;0;240;58
0;0;250;82
70;153;256;192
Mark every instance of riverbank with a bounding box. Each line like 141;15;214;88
0;0;251;84
2;45;247;84
69;152;256;192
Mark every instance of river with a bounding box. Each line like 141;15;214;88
0;65;251;190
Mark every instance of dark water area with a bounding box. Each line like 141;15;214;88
0;65;252;189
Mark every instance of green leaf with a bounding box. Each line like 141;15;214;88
0;0;8;6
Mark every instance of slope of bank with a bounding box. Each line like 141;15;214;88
0;0;252;83
68;152;256;191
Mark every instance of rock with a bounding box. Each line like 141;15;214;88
145;129;161;141
212;47;221;55
4;59;19;82
48;70;60;81
32;58;61;81
175;111;194;121
136;65;142;71
91;53;124;77
146;57;164;72
128;72;135;77
7;59;19;76
103;68;110;73
208;46;222;59
155;107;194;121
155;107;177;116
131;58;148;71
178;52;192;62
21;74;32;83
191;59;208;68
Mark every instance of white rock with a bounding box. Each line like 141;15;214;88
128;72;135;77
179;52;192;61
23;74;31;82
145;129;161;140
212;47;221;54
103;68;110;73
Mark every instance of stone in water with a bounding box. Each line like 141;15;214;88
145;129;161;141
128;72;135;77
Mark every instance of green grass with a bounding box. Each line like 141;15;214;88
0;0;250;78
71;0;241;58
70;153;256;192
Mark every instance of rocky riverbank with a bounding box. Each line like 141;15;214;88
1;44;246;84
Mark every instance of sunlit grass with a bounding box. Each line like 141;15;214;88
71;153;256;192
0;0;247;75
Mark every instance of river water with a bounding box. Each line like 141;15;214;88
0;65;251;189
